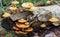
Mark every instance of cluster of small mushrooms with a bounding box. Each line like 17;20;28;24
1;0;60;35
13;19;33;34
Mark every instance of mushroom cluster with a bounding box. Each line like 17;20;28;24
13;19;33;34
22;2;38;11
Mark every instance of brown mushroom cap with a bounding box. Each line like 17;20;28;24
16;23;30;28
16;22;21;25
49;17;59;23
25;22;29;25
22;2;34;8
18;19;27;23
19;31;28;34
29;6;37;11
3;12;11;18
9;6;17;10
46;1;51;5
40;24;46;28
25;27;33;32
13;26;19;30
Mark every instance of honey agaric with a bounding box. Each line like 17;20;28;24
29;6;38;11
9;6;17;10
40;24;46;28
13;26;19;30
11;0;19;5
22;2;34;8
18;19;27;23
3;12;11;18
19;31;28;34
49;17;59;23
46;1;51;5
25;27;33;32
25;22;29;25
15;19;33;34
16;24;29;28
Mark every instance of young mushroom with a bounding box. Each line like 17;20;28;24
40;24;46;28
18;19;27;23
16;23;29;28
11;0;19;5
9;5;17;11
46;1;52;5
22;2;34;8
28;6;38;11
13;26;19;30
49;17;59;23
25;27;33;32
19;31;28;34
3;12;11;18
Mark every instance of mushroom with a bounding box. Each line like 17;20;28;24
13;26;19;30
25;22;29;25
40;24;46;28
18;19;27;23
46;1;51;5
25;27;33;32
19;31;28;34
15;19;32;34
49;17;59;23
16;23;29;28
3;12;11;18
11;0;19;5
9;6;17;10
28;6;38;11
22;2;34;8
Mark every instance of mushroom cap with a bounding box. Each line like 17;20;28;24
22;2;34;8
9;7;17;10
16;23;30;28
3;12;11;18
29;6;37;11
18;19;27;23
46;1;51;4
49;17;59;22
25;27;33;32
13;26;19;30
19;31;28;34
25;22;29;25
40;24;46;28
11;0;19;4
